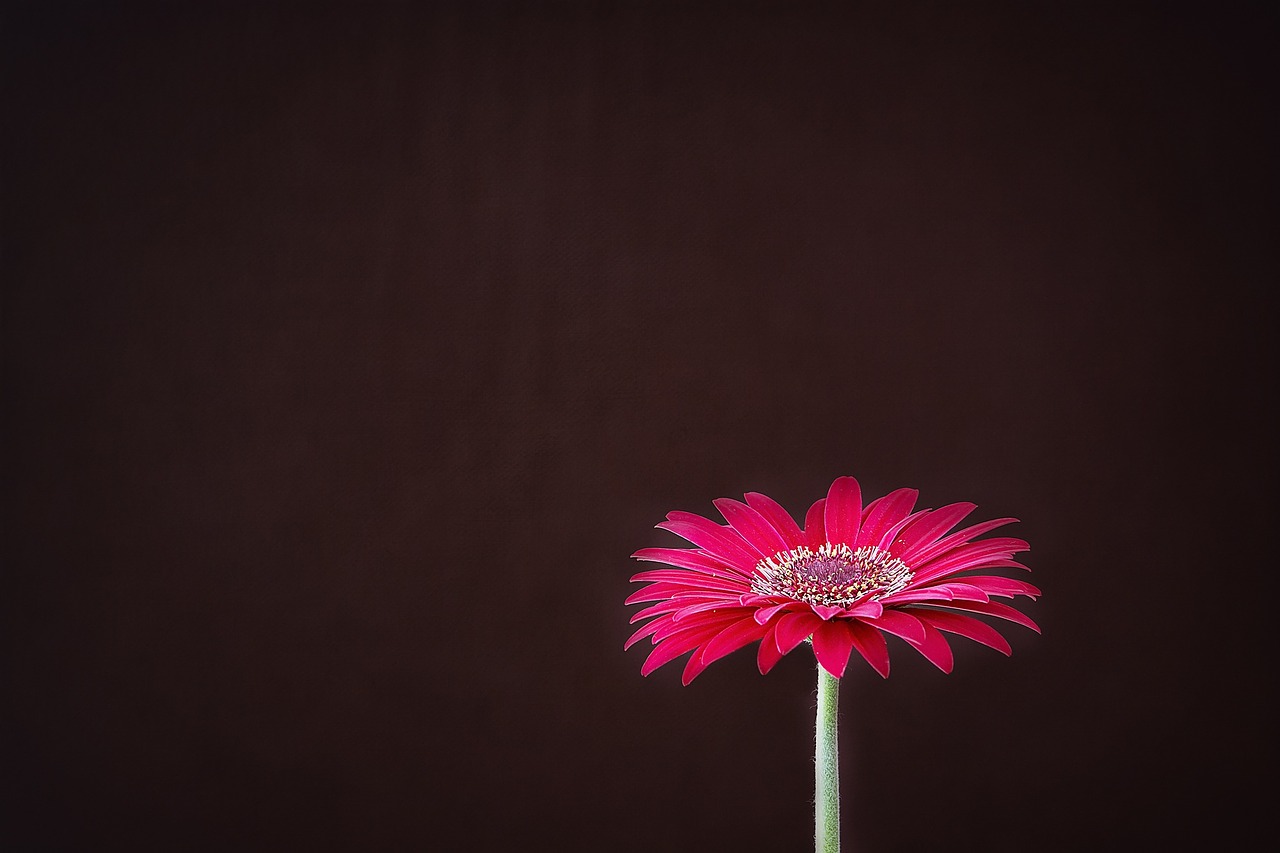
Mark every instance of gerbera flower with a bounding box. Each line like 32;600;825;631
625;476;1040;684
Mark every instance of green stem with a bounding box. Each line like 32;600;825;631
815;664;841;853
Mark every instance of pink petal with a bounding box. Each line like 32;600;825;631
804;499;827;547
812;604;844;621
624;584;687;605
925;582;991;603
632;595;725;625
908;517;1020;566
812;620;856;679
745;491;806;548
942;600;1041;633
905;621;954;673
856;488;919;549
912;538;1031;584
626;583;734;605
681;646;713;685
757;623;785;674
982;559;1033;573
877;509;929;551
624;618;664;650
628;569;751;593
843;599;883;619
629;599;687;625
672;599;744;622
641;634;704;676
824;476;863;546
657;512;762;570
700;618;770;668
775;610;822;654
951;576;1041;599
893;503;977;560
876;587;955;606
847;619;891;678
753;602;795;625
913;610;1012;655
714;498;791;556
926;535;1029;563
865;609;926;644
652;610;743;645
859;495;879;524
798;494;829;548
631;547;749;580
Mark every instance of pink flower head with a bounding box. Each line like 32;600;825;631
625;476;1040;684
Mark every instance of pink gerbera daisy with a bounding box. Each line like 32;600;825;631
625;476;1040;684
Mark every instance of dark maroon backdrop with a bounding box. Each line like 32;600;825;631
3;2;1276;851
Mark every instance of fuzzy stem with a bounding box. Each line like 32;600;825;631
815;664;841;853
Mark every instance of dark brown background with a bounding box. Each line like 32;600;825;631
3;2;1276;851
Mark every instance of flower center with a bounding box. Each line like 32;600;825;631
750;543;914;607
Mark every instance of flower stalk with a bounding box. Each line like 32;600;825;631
815;663;841;853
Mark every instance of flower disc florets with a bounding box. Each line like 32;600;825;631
751;543;914;607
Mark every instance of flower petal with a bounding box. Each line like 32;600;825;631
905;621;954;673
926;582;991;603
650;611;743;649
812;604;844;621
893;503;976;560
700;618;770;668
624;584;690;605
641;635;702;676
942;600;1041;633
624;619;664;650
626;583;737;605
878;509;929;552
657;512;762;570
843;599;883;619
983;559;1033;573
911;538;1031;585
847;619;891;678
628;569;751;592
804;499;827;547
632;547;749;580
812;620;856;678
913;610;1013;655
671;599;743;622
876;586;955;606
856;488;919;549
757;623;785;674
714;498;791;555
681;647;714;685
629;598;695;625
745;491;806;548
824;476;863;546
753;602;795;625
775;610;822;654
955;576;1042;599
865;609;926;644
908;517;1020;566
